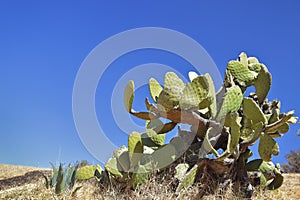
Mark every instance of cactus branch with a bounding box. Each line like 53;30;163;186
264;111;294;133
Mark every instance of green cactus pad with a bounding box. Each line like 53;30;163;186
180;74;210;110
268;108;280;124
265;110;295;134
268;174;284;190
157;90;180;112
149;78;162;103
278;123;289;133
240;117;254;140
287;116;298;124
146;118;163;129
241;122;264;144
215;85;243;122
246;159;283;190
259;133;279;162
248;63;262;73
143;129;166;146
224;112;241;154
76;165;102;180
227;60;257;84
151;144;176;169
164;72;185;96
243;98;267;124
105;157;123;177
238;52;248;67
175;163;189;181
245;159;275;172
203;127;219;156
205;74;217;118
117;151;130;172
247;56;259;64
112;145;127;158
128;132;143;167
124;80;134;112
156;72;185;111
254;64;271;103
176;164;198;193
170;136;188;156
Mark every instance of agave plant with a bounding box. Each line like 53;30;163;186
44;163;81;196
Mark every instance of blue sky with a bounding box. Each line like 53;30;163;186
0;1;299;168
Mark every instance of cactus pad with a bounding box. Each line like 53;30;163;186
180;74;210;109
175;163;189;181
268;174;284;190
216;85;243;122
224;112;241;154
259;133;279;162
124;80;134;112
176;164;198;193
76;165;102;180
254;64;271;103
105;157;123;177
128;132;143;167
227;60;257;84
243;98;267;124
149;78;162;103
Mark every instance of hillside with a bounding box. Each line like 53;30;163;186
0;164;299;199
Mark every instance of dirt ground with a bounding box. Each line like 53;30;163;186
0;164;299;200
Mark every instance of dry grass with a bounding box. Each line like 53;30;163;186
0;164;50;179
0;164;299;200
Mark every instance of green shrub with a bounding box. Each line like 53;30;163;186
282;149;300;173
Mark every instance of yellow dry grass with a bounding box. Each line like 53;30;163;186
0;164;299;200
0;164;50;179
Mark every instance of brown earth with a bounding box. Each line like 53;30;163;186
0;164;299;199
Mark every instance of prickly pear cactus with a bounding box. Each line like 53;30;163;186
101;52;297;196
76;165;103;180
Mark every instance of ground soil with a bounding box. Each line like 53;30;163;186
0;164;299;199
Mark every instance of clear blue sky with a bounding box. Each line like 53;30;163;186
0;1;299;168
